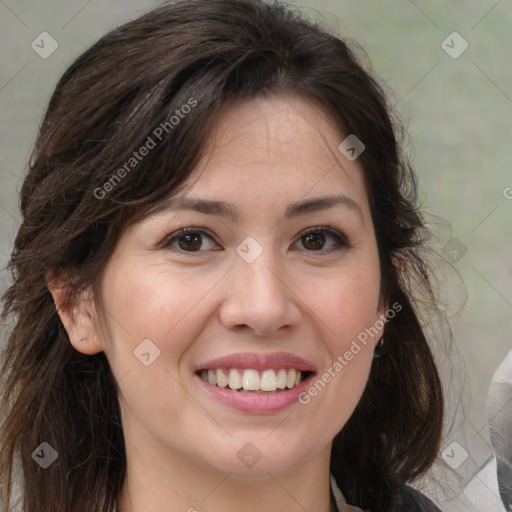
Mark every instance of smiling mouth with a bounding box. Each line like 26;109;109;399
196;368;313;393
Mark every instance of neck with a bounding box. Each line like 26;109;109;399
117;428;335;512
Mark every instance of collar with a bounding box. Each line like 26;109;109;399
330;474;368;512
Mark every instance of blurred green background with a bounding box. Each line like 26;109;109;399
1;1;511;510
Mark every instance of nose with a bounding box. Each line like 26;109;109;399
219;249;302;337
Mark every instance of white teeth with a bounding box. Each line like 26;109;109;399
200;368;306;392
242;369;260;390
228;368;242;390
216;369;228;388
260;369;277;391
208;369;217;386
286;368;297;389
276;369;287;389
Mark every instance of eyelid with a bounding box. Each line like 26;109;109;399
298;225;349;243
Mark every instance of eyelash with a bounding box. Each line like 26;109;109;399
161;226;350;255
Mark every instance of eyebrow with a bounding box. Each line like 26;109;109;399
155;194;364;223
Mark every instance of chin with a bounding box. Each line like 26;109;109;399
198;435;315;476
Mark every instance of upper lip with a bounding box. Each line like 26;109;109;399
194;352;316;373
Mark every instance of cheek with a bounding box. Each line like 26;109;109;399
99;261;219;370
305;267;382;349
98;262;220;434
297;266;381;416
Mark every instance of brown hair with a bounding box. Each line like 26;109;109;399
0;1;443;510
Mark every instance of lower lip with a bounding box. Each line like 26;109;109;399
195;373;315;414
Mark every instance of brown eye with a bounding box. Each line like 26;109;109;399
163;228;219;253
294;227;350;253
178;233;203;251
302;232;326;251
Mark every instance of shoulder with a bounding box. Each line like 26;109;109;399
330;474;441;512
394;484;442;512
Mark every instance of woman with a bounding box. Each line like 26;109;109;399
0;1;445;510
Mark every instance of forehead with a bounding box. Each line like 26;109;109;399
176;94;370;210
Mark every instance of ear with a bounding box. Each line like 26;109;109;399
47;272;104;355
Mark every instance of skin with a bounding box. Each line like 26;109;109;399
50;94;386;512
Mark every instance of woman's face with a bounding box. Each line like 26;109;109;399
86;94;386;478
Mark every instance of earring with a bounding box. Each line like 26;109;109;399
373;337;385;359
78;336;87;343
